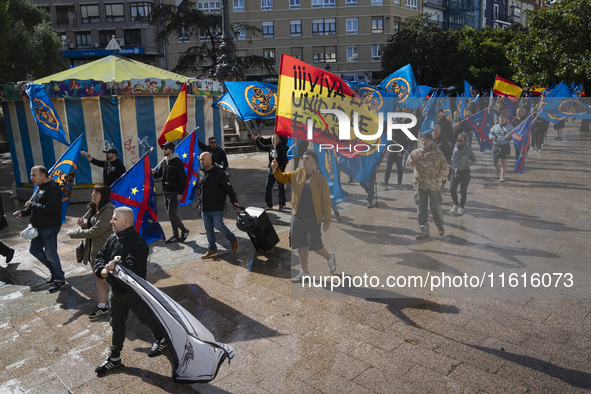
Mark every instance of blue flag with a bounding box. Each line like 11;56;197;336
175;129;200;207
438;93;452;120
110;149;165;244
541;81;591;122
313;144;348;206
337;133;388;185
464;109;494;152
418;85;433;98
37;135;84;223
26;84;70;146
420;95;438;133
377;64;419;106
464;80;479;97
219;81;277;121
511;114;534;173
456;93;467;119
212;92;241;118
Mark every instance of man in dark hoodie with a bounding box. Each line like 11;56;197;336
152;141;189;243
81;148;126;186
93;207;166;375
14;166;65;292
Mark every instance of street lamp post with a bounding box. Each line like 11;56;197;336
211;0;244;81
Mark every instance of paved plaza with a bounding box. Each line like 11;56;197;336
1;121;591;392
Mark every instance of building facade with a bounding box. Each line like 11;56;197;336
33;0;165;68
166;0;423;81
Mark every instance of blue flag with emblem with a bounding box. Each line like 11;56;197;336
337;133;388;185
313;143;348;206
217;81;277;121
541;81;591;123
464;80;479;97
38;134;84;223
175;129;200;207
110;149;165;244
26;84;69;146
420;95;438;133
377;64;419;106
212;92;241;118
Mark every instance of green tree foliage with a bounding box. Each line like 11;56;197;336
0;0;66;83
151;0;275;78
381;14;519;92
507;0;591;93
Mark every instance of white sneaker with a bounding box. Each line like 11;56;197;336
499;177;505;182
291;270;309;282
326;252;336;274
457;207;464;215
450;205;459;214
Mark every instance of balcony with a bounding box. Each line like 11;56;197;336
493;12;508;23
423;0;446;9
56;17;75;26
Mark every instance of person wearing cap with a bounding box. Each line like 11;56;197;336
406;132;449;240
152;141;189;244
81;148;126;186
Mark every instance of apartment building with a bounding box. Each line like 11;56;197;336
33;0;165;68
166;0;423;81
482;0;538;28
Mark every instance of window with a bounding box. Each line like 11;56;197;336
347;46;359;62
346;18;358;34
291;47;303;60
234;26;246;40
75;32;92;48
372;17;384;33
129;2;153;21
313;46;336;63
405;0;417;9
197;1;221;13
262;21;274;38
393;0;400;5
124;29;142;45
371;44;383;60
262;0;273;10
263;48;275;64
105;3;124;23
178;27;190;42
56;6;75;25
290;0;301;9
290;20;302;37
494;4;499;19
392;20;400;32
312;18;336;36
233;0;244;12
312;0;335;8
372;0;383;4
346;0;357;5
80;5;100;23
99;30;116;47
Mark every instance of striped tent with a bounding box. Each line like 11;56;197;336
2;95;221;191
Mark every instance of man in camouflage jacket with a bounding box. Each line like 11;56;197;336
406;133;449;240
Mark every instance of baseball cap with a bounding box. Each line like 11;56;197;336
420;133;434;141
161;141;176;150
103;148;118;154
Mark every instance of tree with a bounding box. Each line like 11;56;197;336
0;0;67;84
507;0;591;93
151;0;275;78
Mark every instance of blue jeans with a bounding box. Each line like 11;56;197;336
202;211;236;251
30;226;64;282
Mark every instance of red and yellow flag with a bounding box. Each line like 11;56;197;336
158;83;187;146
275;54;358;143
493;76;522;98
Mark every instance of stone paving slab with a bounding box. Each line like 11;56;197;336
0;123;591;392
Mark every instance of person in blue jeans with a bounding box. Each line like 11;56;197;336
198;152;240;259
14;166;65;292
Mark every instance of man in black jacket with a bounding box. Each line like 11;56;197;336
198;152;240;259
81;148;126;186
14;166;65;292
152;141;189;243
254;134;288;210
94;207;166;375
198;136;229;172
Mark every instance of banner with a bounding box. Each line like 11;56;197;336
25;84;69;146
218;81;277;120
313;143;348;205
464;108;494;152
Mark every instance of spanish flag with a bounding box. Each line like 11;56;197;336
493;76;522;98
158;83;187;146
275;54;358;144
